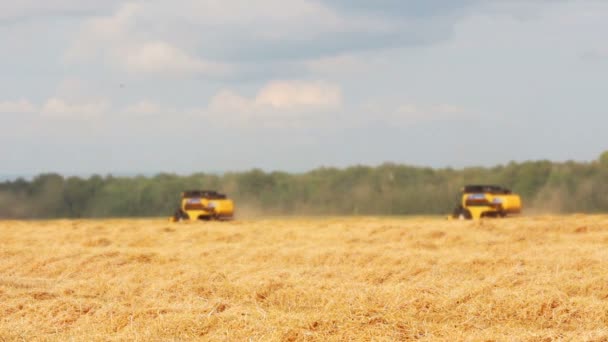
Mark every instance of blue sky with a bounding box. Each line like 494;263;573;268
0;0;607;175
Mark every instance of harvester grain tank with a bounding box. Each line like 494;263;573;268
452;185;522;220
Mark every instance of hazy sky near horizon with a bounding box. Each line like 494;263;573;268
1;0;607;174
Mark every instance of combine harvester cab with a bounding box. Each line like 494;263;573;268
452;185;521;220
171;190;235;222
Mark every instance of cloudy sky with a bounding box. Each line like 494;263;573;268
1;0;607;175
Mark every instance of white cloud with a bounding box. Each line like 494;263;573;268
255;80;342;110
0;99;37;114
5;78;341;124
122;41;230;75
41;98;108;119
114;80;343;127
206;80;342;125
63;0;439;78
209;81;342;129
67;3;231;77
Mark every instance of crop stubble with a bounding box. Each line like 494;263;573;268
1;216;608;341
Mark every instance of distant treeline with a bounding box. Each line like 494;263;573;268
2;152;608;219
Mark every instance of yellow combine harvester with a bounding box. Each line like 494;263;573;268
452;185;522;220
171;190;235;222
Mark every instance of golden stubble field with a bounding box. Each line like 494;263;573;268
1;216;608;341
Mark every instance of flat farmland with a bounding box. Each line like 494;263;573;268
1;216;608;341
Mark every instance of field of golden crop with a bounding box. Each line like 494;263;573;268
1;216;608;341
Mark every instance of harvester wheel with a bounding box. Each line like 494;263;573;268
455;207;473;220
452;205;463;219
453;206;472;220
173;209;189;221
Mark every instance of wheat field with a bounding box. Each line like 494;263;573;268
1;216;608;341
